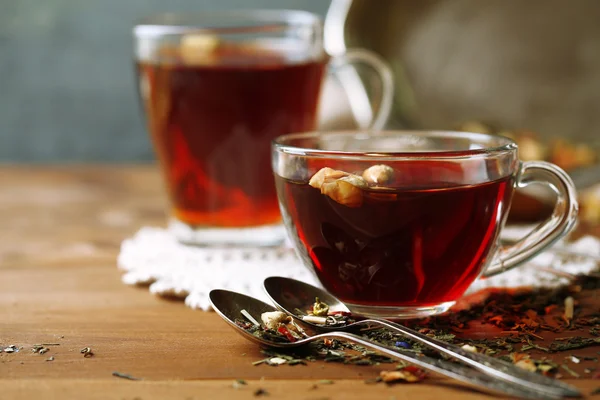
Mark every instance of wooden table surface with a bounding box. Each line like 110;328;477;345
1;166;598;399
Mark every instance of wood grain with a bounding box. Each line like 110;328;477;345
0;166;598;399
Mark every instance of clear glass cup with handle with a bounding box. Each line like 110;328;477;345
272;130;578;317
133;10;393;246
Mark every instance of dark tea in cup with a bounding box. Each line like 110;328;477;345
272;131;578;317
138;43;326;228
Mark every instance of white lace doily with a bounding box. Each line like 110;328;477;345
117;226;600;311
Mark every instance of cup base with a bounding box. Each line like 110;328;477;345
169;218;286;247
344;301;455;319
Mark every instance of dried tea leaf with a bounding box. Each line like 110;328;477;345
550;337;600;352
260;311;290;330
317;379;334;385
461;344;478;353
80;347;94;358
112;371;142;381
267;357;288;366
515;359;537;372
380;366;426;383
561;364;580;378
253;388;268;397
3;345;18;353
232;379;247;389
312;298;330;317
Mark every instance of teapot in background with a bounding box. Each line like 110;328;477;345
320;0;600;144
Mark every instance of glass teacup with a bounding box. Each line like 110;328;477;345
134;10;393;246
272;131;578;318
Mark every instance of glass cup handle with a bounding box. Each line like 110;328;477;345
329;49;394;130
483;161;579;277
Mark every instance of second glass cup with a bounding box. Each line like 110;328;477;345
134;10;393;246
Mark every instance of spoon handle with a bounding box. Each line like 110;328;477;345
369;318;580;398
321;331;560;400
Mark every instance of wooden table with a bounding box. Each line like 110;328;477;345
1;166;598;399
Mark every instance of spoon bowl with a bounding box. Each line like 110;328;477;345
209;289;302;348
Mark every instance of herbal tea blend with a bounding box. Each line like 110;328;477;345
240;274;600;380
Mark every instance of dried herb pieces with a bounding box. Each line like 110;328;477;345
317;379;334;385
564;296;575;321
241;309;261;326
112;371;141;381
312;298;329;317
3;345;18;353
253;388;268;397
80;347;94;358
261;311;290;330
380;366;427;383
232;379;247;389
549;337;600;352
238;273;600;382
301;298;356;327
561;364;580;378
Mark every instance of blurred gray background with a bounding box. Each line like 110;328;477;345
4;0;599;162
1;0;330;162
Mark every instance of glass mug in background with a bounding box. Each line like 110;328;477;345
134;10;393;246
273;131;578;318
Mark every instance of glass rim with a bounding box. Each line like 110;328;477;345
133;9;322;38
272;130;518;160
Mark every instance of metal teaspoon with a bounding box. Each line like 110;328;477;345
209;288;563;400
262;277;581;399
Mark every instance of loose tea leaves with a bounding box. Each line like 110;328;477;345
237;273;600;382
550;337;600;352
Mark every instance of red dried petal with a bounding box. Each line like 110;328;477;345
277;326;297;342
